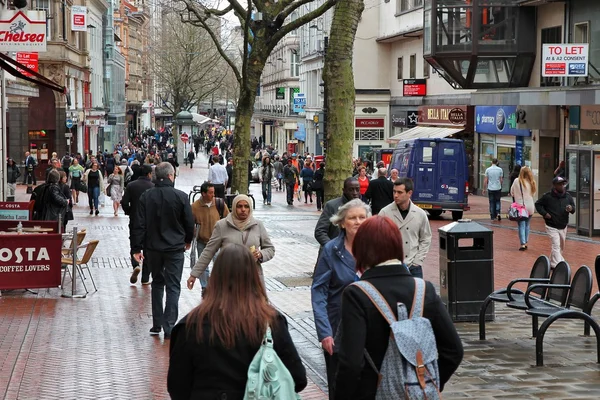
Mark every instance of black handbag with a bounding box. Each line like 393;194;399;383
77;182;88;193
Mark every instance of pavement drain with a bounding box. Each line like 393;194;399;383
88;225;126;231
275;276;314;287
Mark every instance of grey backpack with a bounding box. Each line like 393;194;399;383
353;279;441;400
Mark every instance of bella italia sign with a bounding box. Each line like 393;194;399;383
0;11;47;52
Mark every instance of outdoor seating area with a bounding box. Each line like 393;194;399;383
478;254;600;366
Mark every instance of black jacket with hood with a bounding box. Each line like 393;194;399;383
535;189;575;230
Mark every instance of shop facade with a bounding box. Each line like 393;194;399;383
474;106;532;193
353;90;391;159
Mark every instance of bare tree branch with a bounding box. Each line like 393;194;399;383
277;0;316;22
270;0;338;46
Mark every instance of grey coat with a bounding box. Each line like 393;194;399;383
190;214;275;277
378;201;432;267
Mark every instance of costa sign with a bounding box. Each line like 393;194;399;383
0;234;62;290
580;106;600;130
0;11;47;52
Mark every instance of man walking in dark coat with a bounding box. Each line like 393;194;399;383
131;162;194;339
364;167;394;215
314;177;361;247
122;164;155;285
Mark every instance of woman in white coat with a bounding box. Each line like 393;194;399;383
510;166;537;251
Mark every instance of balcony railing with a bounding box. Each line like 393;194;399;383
253;103;297;118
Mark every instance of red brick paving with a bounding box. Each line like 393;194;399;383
2;162;599;399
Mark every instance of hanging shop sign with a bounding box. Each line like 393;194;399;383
15;52;38;77
542;44;588;77
0;11;47;52
71;6;87;32
403;79;426;96
276;87;285;100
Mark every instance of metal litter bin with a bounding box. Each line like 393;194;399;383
439;220;494;322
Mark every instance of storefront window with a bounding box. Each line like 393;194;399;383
479;141;494;189
570;130;600;145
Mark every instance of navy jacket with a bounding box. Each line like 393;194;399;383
311;233;357;341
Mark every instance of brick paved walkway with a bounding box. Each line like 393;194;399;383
1;155;600;399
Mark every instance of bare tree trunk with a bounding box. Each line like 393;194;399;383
322;0;364;202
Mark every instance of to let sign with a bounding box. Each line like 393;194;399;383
0;234;62;290
355;118;384;128
403;79;427;96
71;6;87;32
542;44;588;77
15;52;38;78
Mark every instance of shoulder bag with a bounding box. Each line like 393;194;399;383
508;182;529;221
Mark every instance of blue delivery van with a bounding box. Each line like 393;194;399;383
390;138;470;221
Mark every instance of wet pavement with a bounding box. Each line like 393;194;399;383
1;156;599;399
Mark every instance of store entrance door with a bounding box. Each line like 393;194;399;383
565;147;600;237
496;146;514;193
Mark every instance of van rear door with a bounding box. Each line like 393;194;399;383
437;140;464;204
413;141;436;203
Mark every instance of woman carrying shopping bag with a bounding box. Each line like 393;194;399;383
510;166;536;251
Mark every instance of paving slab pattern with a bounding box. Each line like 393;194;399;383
2;154;600;399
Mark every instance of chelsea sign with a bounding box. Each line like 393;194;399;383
0;11;47;52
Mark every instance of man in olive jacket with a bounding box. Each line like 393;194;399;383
131;162;194;339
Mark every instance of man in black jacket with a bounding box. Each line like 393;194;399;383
131;162;194;339
535;176;575;268
364;167;394;215
122;164;155;285
314;177;361;247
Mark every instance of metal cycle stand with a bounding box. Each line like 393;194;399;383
62;226;86;298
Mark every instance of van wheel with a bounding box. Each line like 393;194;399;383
452;211;463;221
428;210;443;218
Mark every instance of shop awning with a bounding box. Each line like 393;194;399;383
388;126;464;142
0;52;66;96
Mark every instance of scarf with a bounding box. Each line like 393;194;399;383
229;194;255;231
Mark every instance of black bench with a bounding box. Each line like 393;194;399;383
479;255;550;340
524;265;600;366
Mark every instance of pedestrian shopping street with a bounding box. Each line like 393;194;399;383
1;154;600;399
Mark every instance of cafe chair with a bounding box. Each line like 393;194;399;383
62;229;87;257
61;240;99;293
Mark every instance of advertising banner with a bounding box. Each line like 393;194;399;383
403;79;426;96
0;234;62;290
475;106;531;136
15;52;38;77
0;11;47;52
293;93;306;114
542;44;588;77
0;202;33;220
71;6;87;32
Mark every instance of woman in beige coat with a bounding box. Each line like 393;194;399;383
187;194;275;291
510;166;536;251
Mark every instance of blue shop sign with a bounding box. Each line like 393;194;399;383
475;106;531;136
294;123;306;141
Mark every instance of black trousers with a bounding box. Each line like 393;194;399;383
213;184;225;199
324;351;338;399
286;181;295;204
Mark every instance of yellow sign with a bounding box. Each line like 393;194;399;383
313;115;319;123
417;204;433;209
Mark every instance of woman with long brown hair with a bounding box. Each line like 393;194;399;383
169;244;306;399
510;166;537;250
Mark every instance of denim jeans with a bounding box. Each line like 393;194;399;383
88;186;100;210
146;250;184;335
517;216;531;245
409;265;423;279
196;240;218;288
261;181;272;203
488;190;502;219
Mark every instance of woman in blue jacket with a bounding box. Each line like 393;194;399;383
311;198;371;399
